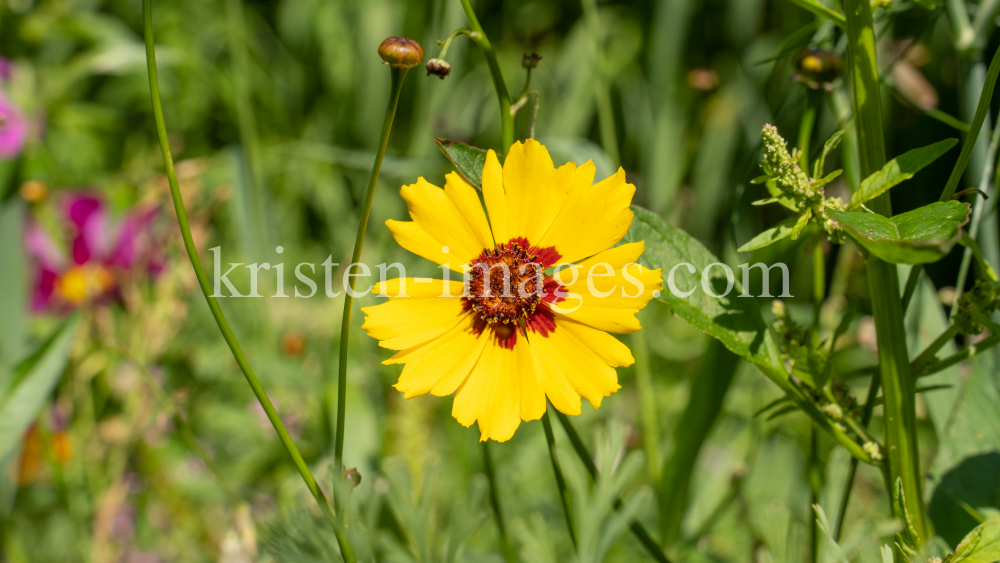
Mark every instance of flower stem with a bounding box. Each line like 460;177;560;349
335;66;409;466
833;369;881;540
843;0;926;544
458;0;514;152
142;4;355;560
481;441;516;562
553;410;672;563
632;327;660;485
541;410;577;550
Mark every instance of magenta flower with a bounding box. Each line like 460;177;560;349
26;193;162;311
0;57;12;82
0;90;28;159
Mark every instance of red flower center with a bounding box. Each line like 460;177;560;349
465;242;543;326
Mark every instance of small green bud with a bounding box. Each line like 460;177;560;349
378;37;424;69
522;52;542;69
426;58;451;79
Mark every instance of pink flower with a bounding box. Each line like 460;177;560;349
0;57;13;82
26;193;162;311
0;90;28;159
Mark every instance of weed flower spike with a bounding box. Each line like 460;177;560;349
362;139;662;442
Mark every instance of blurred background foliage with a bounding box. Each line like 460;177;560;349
1;0;999;561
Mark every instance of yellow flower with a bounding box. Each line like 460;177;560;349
362;139;662;442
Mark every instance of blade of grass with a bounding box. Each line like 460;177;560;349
142;4;355;560
541;410;577;550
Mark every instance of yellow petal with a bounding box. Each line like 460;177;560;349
444;172;494;248
361;296;465;350
389;315;490;399
536;167;635;264
482;149;508;243
452;342;522;442
527;323;621;411
552;242;663;333
501;139;582;243
517;341;546;422
372;278;465;298
386;221;468;273
387;176;492;271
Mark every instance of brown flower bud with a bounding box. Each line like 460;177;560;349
426;58;451;79
378;37;424;69
19;180;46;203
522;52;542;69
793;49;843;87
343;467;362;487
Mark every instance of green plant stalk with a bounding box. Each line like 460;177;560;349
459;0;514;153
553;410;671;563
833;370;881;540
911;323;963;376
843;0;927;543
950;86;1000;319
581;0;620;166
919;331;1000;376
901;46;1000;311
142;4;355;560
541;410;577;550
658;340;738;547
335;66;408;466
481;441;516;562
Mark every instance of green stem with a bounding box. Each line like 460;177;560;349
833;370;881;540
581;0;620;166
902;46;1000;311
458;0;514;153
843;0;927;543
482;441;516;562
808;425;820;563
541;410;577;550
142;4;355;561
632;327;660;484
911;323;963;376
335;67;408;466
951;124;1000;319
553;411;671;563
917;331;1000;377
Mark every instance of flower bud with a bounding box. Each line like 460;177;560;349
426;58;451;79
793;49;843;87
522;52;542;69
19;180;47;203
378;37;424;69
343;467;362;487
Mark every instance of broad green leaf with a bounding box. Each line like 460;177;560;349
0;314;80;462
848;139;958;210
738;218;797;252
626;206;781;375
830;201;971;264
947;517;1000;563
766;179;801;212
929;351;1000;548
434;137;489;190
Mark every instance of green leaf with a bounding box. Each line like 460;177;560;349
626;206;781;375
814;130;844;178
791;208;812;240
738;218;797;252
848;139;958;210
929;351;1000;548
830;201;972;264
765;179;801;212
435;137;490;190
788;0;847;27
0;314;80;462
947;517;1000;563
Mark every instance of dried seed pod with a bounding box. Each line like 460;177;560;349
378;37;424;69
425;58;451;79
